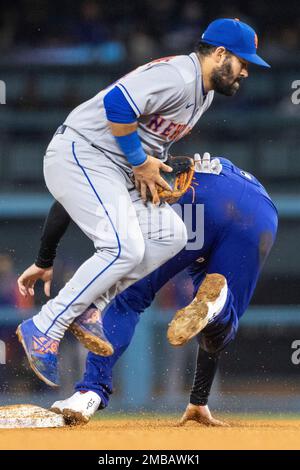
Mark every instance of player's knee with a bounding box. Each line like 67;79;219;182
121;236;145;268
171;219;188;253
161;221;187;261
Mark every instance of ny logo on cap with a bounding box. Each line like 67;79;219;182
254;33;258;49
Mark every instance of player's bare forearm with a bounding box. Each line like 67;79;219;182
108;120;138;136
108;120;172;203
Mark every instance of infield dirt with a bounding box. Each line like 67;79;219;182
1;416;300;450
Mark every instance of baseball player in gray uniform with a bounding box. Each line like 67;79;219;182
17;18;270;387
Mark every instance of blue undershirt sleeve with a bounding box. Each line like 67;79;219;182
103;86;137;124
103;86;147;166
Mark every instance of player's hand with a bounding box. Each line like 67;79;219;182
178;404;229;427
194;152;222;174
17;264;53;298
133;156;173;204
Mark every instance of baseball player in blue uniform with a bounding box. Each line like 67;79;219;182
17;18;270;388
18;155;278;425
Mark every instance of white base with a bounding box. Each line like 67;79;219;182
0;404;65;428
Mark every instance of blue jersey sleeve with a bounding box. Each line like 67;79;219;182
103;86;137;123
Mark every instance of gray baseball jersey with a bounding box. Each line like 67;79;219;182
33;53;214;341
64;53;214;172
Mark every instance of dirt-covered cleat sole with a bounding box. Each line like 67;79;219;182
51;407;89;426
69;322;114;356
167;273;227;346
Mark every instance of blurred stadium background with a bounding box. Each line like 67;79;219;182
0;0;300;415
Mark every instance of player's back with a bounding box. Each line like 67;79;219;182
185;157;277;238
116;157;278;316
186;157;278;317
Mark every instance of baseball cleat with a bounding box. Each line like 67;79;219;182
69;305;114;356
16;319;60;387
51;391;101;426
167;273;228;346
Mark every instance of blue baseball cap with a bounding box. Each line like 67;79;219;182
201;18;270;68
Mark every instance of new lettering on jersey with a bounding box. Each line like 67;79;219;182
64;54;214;172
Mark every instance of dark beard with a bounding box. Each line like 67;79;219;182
210;60;242;96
